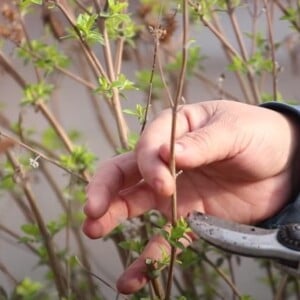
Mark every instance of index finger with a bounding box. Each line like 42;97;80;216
84;152;141;219
136;103;212;196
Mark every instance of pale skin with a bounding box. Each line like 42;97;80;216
83;100;300;294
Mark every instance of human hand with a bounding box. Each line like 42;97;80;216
83;100;299;294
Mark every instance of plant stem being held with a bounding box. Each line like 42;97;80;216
165;0;189;299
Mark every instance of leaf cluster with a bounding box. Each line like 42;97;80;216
18;40;70;74
21;82;54;105
59;146;96;172
95;73;137;98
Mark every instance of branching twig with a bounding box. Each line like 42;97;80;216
6;150;67;298
226;1;260;104
190;246;242;298
0;131;88;183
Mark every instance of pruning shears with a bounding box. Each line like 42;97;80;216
187;194;300;275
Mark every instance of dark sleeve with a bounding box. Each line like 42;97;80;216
258;102;300;229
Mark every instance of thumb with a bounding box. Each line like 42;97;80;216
159;123;241;168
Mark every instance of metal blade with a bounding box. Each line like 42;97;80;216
187;211;300;262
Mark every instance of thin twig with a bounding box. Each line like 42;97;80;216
274;274;289;300
6;151;67;298
0;261;18;285
226;1;260;104
55;0;108;79
75;257;130;300
189;2;252;103
0;131;88;183
102;27;129;149
0;223;38;254
263;0;278;101
0;51;26;87
165;1;188;299
40;161;97;296
274;0;300;32
190;247;242;298
226;255;237;300
114;37;125;75
264;261;277;296
140;27;160;133
77;50;118;149
156;47;174;107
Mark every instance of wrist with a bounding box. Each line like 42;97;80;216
259;102;300;228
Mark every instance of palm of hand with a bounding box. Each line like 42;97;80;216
160;164;291;225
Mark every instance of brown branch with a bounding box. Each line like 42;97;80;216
226;1;260;104
101;24;129;149
6;151;67;298
55;0;108;79
196;6;253;103
263;0;278;101
0;131;88;183
274;274;289;300
274;0;300;32
0;51;26;88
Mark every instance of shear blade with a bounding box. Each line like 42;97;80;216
187;211;300;262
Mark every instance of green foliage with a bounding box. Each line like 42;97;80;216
123;104;146;124
167;45;204;76
21;82;54;105
240;296;254;300
280;7;300;28
161;217;191;250
18;40;69;74
59;146;96;172
95;74;137;99
101;0;137;42
248;52;273;75
135;70;164;99
192;0;240;20
178;247;200;269
21;223;39;238
42;128;81;150
16;278;43;300
261;92;284;103
0;162;15;191
20;218;65;244
71;12;104;44
46;219;66;236
145;247;171;279
119;238;145;255
19;0;42;14
116;132;139;153
228;52;273;75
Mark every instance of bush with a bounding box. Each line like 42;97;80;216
0;0;300;299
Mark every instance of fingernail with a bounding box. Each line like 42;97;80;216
175;143;184;153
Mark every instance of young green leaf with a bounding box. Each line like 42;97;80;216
18;40;69;74
21;82;54;105
69;12;104;44
16;278;43;299
59;146;96;172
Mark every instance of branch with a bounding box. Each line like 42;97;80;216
0;131;88;184
165;1;188;298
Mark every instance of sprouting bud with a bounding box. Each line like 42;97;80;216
29;155;40;169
